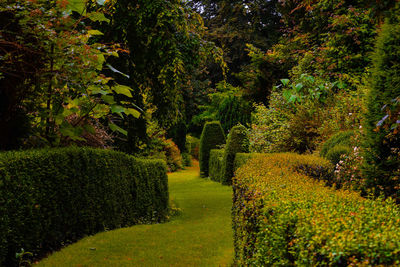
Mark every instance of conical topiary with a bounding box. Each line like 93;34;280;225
199;121;226;177
221;124;249;185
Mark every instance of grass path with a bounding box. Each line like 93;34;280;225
37;162;233;266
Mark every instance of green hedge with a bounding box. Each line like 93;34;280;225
320;130;353;158
0;147;169;266
209;149;224;182
221;125;249;185
199;121;225;177
233;153;400;266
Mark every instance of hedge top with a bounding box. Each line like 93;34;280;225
233;153;400;266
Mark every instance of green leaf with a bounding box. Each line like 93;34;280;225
111;104;125;114
125;108;140;118
281;79;290;86
101;95;116;105
86;12;110;23
66;0;86;14
113;84;133;98
109;123;128;136
88;30;104;36
295;83;303;92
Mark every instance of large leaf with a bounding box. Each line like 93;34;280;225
281;79;290;86
125;108;140;118
111;104;125;114
88;30;104;36
113;84;133;97
109;123;128;136
66;0;86;14
86;12;110;23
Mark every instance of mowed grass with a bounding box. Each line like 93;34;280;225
37;161;233;266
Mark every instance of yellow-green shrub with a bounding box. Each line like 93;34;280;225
0;148;168;266
233;153;400;266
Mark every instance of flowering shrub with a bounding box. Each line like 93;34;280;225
233;153;400;266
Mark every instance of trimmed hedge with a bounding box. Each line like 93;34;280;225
209;149;224;182
199;121;225;177
181;152;192;167
320;130;353;158
221;125;249;185
233;153;400;266
0;147;169;266
325;145;352;165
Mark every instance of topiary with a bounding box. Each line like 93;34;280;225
221;124;249;185
362;3;400;200
320;130;354;158
325;145;352;165
199;121;226;177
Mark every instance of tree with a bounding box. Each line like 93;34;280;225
362;3;400;200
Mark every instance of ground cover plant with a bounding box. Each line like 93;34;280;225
37;162;234;267
0;148;168;266
233;153;400;266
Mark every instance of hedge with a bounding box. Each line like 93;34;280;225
0;147;169;266
209;149;224;182
199;121;225;177
221;125;249;185
320;130;353;158
233;153;400;266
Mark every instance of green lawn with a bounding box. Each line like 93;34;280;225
37;161;233;266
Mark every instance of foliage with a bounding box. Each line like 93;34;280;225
221;125;249;185
187;0;282;86
181;152;192;167
325;145;352;165
320;130;354;157
0;0;139;149
163;139;183;172
233;153;400;266
362;3;400;201
191;81;252;134
248;93;289;153
0;147;168;266
199;121;225;177
209;149;224;182
167;121;187;153
186;135;200;160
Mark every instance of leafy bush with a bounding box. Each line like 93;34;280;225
325;145;352;165
181;152;192;167
209;149;224;182
0;148;168;266
163;139;182;172
199;121;225;177
320;130;354;158
186;135;200;160
362;3;400;200
221;125;249;185
233;153;400;266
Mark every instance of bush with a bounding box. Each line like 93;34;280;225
186;135;200;160
181;152;192;167
199;121;225;177
221;125;249;185
233;153;400;266
0;147;169;266
362;3;400;200
320;130;354;158
163;139;182;172
209;149;224;182
325;145;352;165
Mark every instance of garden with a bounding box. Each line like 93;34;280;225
1;0;400;266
